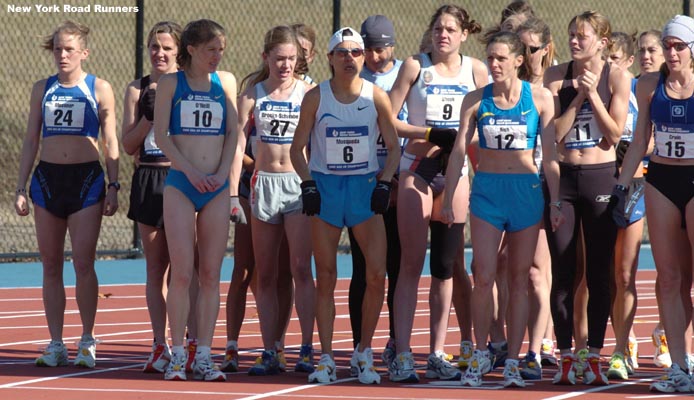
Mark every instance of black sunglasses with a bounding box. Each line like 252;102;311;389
528;44;546;54
662;41;692;52
331;48;364;58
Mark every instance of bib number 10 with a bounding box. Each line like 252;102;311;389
192;110;212;127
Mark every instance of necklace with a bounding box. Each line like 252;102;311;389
667;76;694;93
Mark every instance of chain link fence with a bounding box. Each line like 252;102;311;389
1;0;686;259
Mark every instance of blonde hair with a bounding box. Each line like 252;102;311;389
42;20;89;51
240;25;302;91
517;17;555;76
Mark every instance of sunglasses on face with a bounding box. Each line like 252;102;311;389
662;41;692;52
331;47;364;58
528;44;546;54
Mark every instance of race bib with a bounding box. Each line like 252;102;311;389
325;126;370;171
564;102;603;149
180;98;223;134
44;99;86;134
425;84;468;128
256;100;299;144
653;123;694;159
481;115;529;150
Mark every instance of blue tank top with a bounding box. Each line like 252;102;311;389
651;74;694;159
170;71;226;136
477;80;539;150
41;74;100;139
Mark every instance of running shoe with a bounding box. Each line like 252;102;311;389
389;351;419;383
220;343;239;372
164;352;187;381
519;350;542;380
381;337;396;367
540;338;558;366
652;327;672;368
488;341;508;370
477;349;494;375
606;352;628;380
194;355;226;381
552;353;577;385
185;338;197;373
425;350;461;380
308;354;337;383
583;353;609;386
626;337;639;370
74;336;96;368
460;350;485;387
295;344;314;373
277;348;287;372
354;346;380;384
143;342;171;373
688;354;694;375
458;340;474;369
248;350;280;376
503;359;526;388
35;341;68;367
573;348;589;378
650;363;692;393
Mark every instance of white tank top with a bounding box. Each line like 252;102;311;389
253;80;303;145
309;80;380;175
406;53;476;129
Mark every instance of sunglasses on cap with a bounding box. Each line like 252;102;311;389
331;47;364;58
661;40;693;52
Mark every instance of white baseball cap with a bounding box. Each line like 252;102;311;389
328;27;364;52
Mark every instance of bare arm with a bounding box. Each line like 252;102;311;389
154;73;194;174
617;73;658;187
388;55;429;139
290;86;320;182
14;80;45;216
230;85;254;197
120;80;152;156
374;86;400;181
584;66;630;146
545;64;586;142
536;87;564;231
470;57;490;90
96;78;119;216
441;88;482;222
214;71;239;189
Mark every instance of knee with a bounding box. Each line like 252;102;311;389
72;259;96;277
365;268;386;288
473;270;495;292
431;255;455;280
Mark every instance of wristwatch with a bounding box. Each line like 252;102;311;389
107;181;121;191
615;184;628;193
549;201;562;210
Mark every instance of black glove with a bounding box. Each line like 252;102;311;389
371;180;392;214
300;180;321;216
610;185;628;228
140;87;156;122
427;128;458;152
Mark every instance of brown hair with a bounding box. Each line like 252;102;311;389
240;25;303;91
146;21;183;50
608;31;637;59
517;17;555;76
42;20;90;51
486;30;530;79
500;0;535;24
177;19;226;70
427;5;482;36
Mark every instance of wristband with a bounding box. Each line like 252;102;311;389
424;127;431;141
15;188;26;195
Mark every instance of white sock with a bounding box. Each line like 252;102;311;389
226;340;238;350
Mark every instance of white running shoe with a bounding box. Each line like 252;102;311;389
74;337;96;368
652;328;672;368
540;338;558;366
308;354;337;383
143;342;171;373
503;359;526;388
354;347;380;384
460;350;485;387
35;341;68;367
389;351;419;383
164;352;187;381
193;355;226;381
552;353;577;385
425;350;461;380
